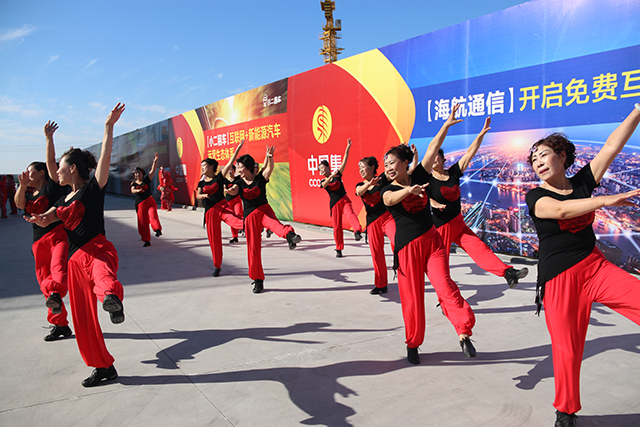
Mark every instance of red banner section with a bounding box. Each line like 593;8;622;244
287;64;405;228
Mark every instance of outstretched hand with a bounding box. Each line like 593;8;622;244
445;103;463;127
266;145;275;156
44;121;58;137
409;183;429;197
106;103;125;126
604;189;640;207
479;116;492;137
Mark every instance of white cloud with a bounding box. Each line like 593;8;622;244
0;96;43;117
218;73;223;79
0;24;36;43
45;55;60;68
84;58;98;68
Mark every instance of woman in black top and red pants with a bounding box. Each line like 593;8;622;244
526;104;640;427
319;139;363;257
381;104;476;365
131;152;162;247
15;121;71;341
28;103;127;388
428;116;528;288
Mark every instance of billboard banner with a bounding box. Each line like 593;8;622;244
97;0;640;272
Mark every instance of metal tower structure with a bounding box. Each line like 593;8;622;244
319;0;344;64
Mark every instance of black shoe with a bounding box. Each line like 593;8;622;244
213;268;221;277
335;249;343;258
102;294;125;324
46;292;62;314
252;279;264;294
143;241;151;247
155;229;162;237
407;347;420;364
555;411;577;427
369;286;388;295
354;231;363;241
266;229;273;238
460;337;476;358
504;267;528;288
43;325;72;342
286;231;301;250
81;365;118;387
229;237;238;243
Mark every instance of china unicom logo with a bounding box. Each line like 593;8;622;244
312;105;332;144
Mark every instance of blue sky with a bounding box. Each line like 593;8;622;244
0;0;532;173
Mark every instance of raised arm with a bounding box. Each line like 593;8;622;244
532;188;640;220
422;103;462;171
458;116;491;173
44;121;59;181
221;139;245;178
148;152;159;178
337;138;352;176
590;105;640;184
408;144;419;174
96;103;125;189
262;145;276;180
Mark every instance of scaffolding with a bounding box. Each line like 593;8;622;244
319;0;344;64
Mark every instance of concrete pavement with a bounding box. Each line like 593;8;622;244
0;194;638;426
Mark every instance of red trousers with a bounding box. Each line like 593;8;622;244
367;211;396;288
245;204;295;281
331;196;363;250
160;190;174;211
543;247;640;414
33;224;69;326
68;235;124;369
227;196;243;238
397;227;475;348
136;196;162;242
437;214;509;276
205;200;244;269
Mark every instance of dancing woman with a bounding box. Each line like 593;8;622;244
224;164;243;243
196;143;245;277
428;116;528;287
14;121;72;341
381;104;476;364
157;165;177;211
525;104;640;427
131;152;162;247
319;139;363;257
28;103;127;387
232;145;302;293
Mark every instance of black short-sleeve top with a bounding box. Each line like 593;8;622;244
381;163;434;257
323;172;347;210
427;162;463;227
225;181;240;202
54;177;106;257
356;174;391;227
25;179;69;243
131;175;153;210
526;163;598;301
198;173;229;212
526;163;598;310
234;172;269;218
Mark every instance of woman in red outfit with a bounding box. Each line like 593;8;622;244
15;120;72;341
28;103;127;388
525;104;640;427
131;152;162;247
355;156;396;295
157;166;177;211
319;139;363;257
224;164;243;243
232;145;302;293
381;104;476;365
428;117;528;288
196;143;245;277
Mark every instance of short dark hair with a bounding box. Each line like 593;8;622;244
202;157;219;171
384;144;413;165
237;154;256;172
359;156;379;175
28;162;51;181
527;133;576;170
